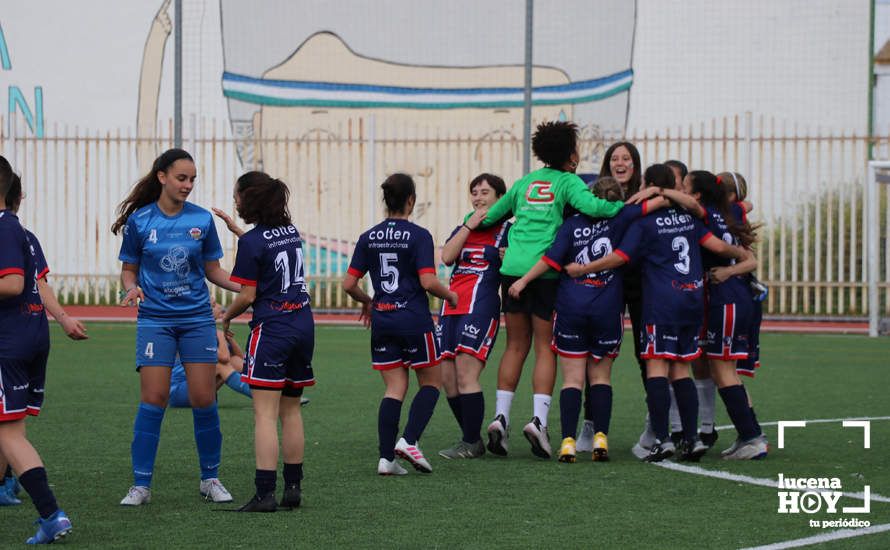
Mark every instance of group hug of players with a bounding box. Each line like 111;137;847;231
0;119;766;543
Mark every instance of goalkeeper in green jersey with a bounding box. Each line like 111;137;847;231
481;121;624;459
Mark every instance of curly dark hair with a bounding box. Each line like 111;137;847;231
235;171;292;227
531;121;578;169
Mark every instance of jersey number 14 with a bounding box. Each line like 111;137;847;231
274;248;306;293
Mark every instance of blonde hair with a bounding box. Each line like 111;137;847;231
717;171;748;202
592;176;625;202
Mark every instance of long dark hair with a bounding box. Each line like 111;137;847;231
235;171;292;226
689;170;756;248
532;121;578;169
111;149;193;234
599;141;642;196
381;173;416;214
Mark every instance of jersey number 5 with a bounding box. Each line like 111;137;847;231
274;248;306;293
379;253;399;293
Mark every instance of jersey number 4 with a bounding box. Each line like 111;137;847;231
274;248;306;293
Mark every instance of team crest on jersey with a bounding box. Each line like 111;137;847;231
189;227;203;240
526;181;555;203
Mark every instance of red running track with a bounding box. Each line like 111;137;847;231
61;306;870;335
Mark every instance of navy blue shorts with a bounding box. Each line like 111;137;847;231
703;302;751;361
436;313;499;363
551;312;622;362
371;331;439;371
136;321;217;368
243;319;315;390
0;348;49;422
640;323;702;362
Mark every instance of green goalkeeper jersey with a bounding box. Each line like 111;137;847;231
481;167;624;278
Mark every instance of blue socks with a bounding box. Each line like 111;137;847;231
459;392;484;444
645;377;671;441
560;388;582;440
192;403;222;480
671;378;700;443
378;397;403;460
719;385;761;440
588;384;613;435
225;372;252;398
403;385;440;445
131;402;165;487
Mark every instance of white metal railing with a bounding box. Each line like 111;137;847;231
2;114;889;317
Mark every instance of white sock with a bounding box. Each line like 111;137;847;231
696;378;717;432
668;385;682;433
495;390;515;426
533;393;552;427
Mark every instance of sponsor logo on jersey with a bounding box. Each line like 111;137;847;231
189;227;203;240
462;323;480;337
368;226;411;241
374;301;407;312
655;211;694;227
262;225;298;240
671;279;704;291
526;181;555;203
160;246;190;277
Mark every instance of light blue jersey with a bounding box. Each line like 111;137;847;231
119;202;223;325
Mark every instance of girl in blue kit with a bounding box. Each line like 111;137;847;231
111;149;241;506
342;174;458;476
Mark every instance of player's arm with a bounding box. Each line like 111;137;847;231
507;258;552;299
225;331;244;358
220;284;256;335
479;184;514;227
661;188;706;218
205;260;241;292
0;272;24;298
563;176;624;218
215;329;231;364
740;200;753;213
700;234;747;261
38;278;88;340
119;262;144;306
212;208;245;237
709;248;758;284
341;271;373;327
565;252;628;278
441;210;487;266
420;273;458;308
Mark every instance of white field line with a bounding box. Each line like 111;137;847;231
715;416;890;431
653;462;890;503
738;523;890;550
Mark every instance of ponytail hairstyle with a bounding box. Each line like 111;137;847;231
643;163;676;190
717;171;748;202
235;171;292;226
532;121;579;169
689;170;756;247
0;155;22;211
111;149;193;234
592;176;624;202
381;173;416;215
599;141;642;195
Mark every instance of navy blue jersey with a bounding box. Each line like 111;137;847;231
442;221;510;317
230;224;312;327
615;207;713;325
0;212;49;358
348;219;436;335
701;205;751;306
118;202;224;325
543;205;645;317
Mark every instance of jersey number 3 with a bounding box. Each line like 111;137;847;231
672;236;690;274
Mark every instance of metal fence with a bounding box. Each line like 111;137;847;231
2;114;889;317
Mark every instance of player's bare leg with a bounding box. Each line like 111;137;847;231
487;312;531;455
